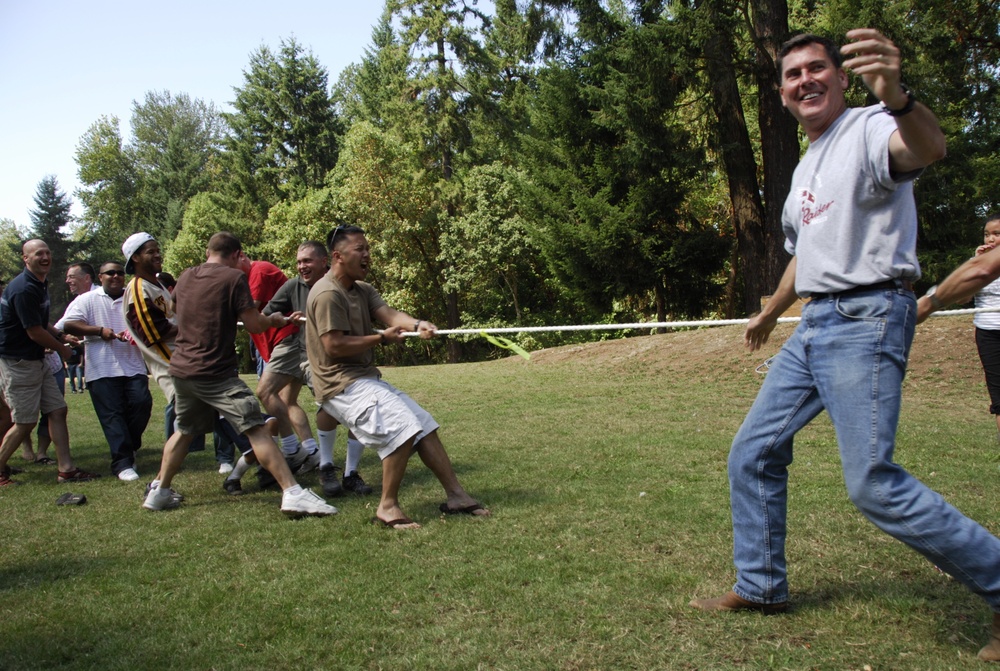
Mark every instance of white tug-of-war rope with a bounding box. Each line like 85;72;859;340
258;306;992;334
398;306;996;336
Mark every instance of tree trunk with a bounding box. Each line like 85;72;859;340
703;3;769;316
751;0;798;290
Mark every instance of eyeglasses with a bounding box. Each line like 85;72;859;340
101;270;126;277
327;225;347;250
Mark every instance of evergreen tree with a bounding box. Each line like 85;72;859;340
131;90;226;240
223;38;342;223
28;175;74;312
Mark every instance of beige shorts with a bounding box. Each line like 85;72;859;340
0;357;67;424
263;339;308;382
172;376;264;436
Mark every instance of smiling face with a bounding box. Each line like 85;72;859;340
779;42;849;141
66;265;91;295
99;263;126;298
132;240;163;278
296;244;328;287
23;240;52;280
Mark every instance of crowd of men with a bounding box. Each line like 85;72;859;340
0;227;490;527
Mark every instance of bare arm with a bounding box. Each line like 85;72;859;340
62;319;122;342
372;305;437;340
841;28;946;173
26;325;71;360
916;246;1000;322
239;307;294;335
745;257;798;352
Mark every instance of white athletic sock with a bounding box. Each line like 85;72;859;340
345;438;364;475
228;455;252;481
282;484;303;496
318;428;336;467
302;437;319;455
280;434;298;456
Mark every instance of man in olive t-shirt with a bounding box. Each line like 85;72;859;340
305;225;490;529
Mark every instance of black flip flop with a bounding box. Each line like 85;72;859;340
55;492;87;506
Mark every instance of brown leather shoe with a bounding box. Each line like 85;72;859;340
689;590;787;615
979;612;1000;662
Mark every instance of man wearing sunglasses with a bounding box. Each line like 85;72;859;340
58;262;152;481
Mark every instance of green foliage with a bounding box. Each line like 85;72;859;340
522;8;728;321
162;191;254;274
331;120;443;320
130;90;227;241
75;116;143;265
260;188;342;273
0;218;27;284
223;38;342;223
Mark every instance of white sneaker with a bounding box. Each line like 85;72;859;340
280;488;338;518
118;467;140;481
218;462;234;475
143;484;182;511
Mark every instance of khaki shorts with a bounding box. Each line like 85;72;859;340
320;378;438;460
263;339;308;381
172;376;264;436
0;357;67;424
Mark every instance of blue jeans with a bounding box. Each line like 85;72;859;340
88;375;153;475
729;287;1000;609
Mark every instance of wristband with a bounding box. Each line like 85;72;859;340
414;320;421;332
882;84;915;117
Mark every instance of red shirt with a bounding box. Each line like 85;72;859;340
247;261;296;362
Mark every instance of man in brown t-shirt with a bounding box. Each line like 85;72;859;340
142;231;336;518
305;225;490;529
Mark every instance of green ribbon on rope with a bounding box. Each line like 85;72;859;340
480;331;531;360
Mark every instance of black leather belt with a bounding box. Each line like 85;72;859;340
811;279;914;300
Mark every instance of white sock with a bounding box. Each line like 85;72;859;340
282;484;303;496
228;455;252;481
318;428;336;467
302;437;319;455
280;434;298;456
150;479;161;490
345;438;364;474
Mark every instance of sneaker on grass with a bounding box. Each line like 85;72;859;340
222;478;243;496
319;464;343;498
343;470;374;496
143;485;182;511
280;488;338;518
144;481;184;503
218;462;234;475
118;468;139;481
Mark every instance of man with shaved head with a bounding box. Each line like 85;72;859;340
0;240;99;486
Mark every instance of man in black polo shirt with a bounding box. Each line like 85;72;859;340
0;239;99;486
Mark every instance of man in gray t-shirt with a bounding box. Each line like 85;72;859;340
690;30;1000;662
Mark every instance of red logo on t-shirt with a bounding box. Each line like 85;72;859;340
798;188;833;225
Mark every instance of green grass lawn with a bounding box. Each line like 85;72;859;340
2;319;998;670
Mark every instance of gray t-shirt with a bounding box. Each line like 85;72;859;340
783;105;922;296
